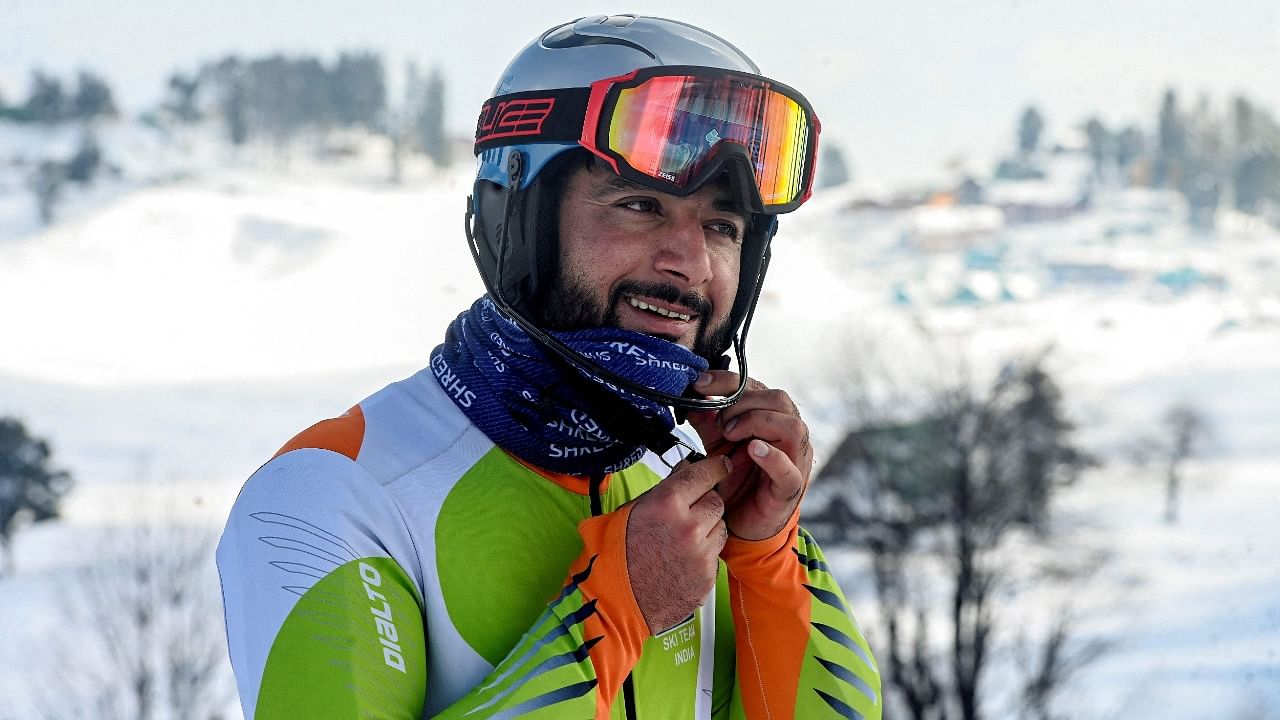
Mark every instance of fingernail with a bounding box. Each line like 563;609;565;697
751;440;770;458
696;372;712;387
722;455;733;473
724;418;738;434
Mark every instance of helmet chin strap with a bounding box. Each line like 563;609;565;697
462;152;770;459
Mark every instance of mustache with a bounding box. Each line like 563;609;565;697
610;280;712;317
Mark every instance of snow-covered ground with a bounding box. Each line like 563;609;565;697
1;121;1277;718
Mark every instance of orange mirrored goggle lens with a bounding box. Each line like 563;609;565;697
606;75;813;208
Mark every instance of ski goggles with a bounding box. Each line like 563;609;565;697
474;65;821;213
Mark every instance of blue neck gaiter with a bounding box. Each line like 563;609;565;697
429;296;709;476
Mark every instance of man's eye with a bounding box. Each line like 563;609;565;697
620;199;656;212
708;222;742;242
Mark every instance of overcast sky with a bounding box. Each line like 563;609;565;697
3;0;1277;186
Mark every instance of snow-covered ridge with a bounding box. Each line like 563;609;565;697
0;120;480;386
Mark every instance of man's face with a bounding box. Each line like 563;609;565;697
540;162;746;359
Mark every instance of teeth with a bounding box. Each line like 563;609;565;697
628;296;691;321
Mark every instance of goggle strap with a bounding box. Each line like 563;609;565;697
474;87;591;153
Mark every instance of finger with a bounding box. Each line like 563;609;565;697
709;518;729;549
689;489;726;533
715;444;758;507
746;439;806;506
665;454;732;507
716;387;799;428
691;370;766;399
719;409;810;461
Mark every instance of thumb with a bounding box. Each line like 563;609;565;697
748;439;805;505
667;454;732;506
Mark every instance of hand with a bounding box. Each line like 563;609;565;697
625;454;731;634
686;371;812;542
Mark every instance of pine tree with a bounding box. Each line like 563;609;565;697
165;72;202;123
1083;117;1109;178
419;66;450;167
71;69;118;119
1233;147;1280;214
0;417;72;576
1113;125;1144;174
818;142;852;189
30;161;65;224
1018;106;1045;155
1153;89;1186;188
65;130;102;183
331;52;386;130
203;56;251;144
419;66;450;168
225;80;249;145
1232;96;1256;148
23;70;68;123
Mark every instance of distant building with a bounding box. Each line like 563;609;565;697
901;204;1004;252
1096;187;1188;232
1155;266;1227;294
1046;262;1132;289
804;420;951;546
964;246;1005;271
985;151;1093;224
949;285;983;305
955;176;985;205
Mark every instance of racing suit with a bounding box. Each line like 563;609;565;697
217;365;881;718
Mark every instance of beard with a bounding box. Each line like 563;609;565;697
536;271;734;362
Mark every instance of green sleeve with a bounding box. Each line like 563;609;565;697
249;513;641;719
252;556;430;718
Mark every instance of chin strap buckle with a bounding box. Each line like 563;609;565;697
655;435;704;471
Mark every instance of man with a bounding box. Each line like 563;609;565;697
217;14;881;719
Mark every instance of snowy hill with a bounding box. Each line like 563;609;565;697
1;122;1278;719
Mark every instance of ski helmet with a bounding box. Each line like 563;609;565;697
465;14;821;410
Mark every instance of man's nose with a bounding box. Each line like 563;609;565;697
653;215;712;287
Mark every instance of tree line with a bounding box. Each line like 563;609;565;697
6;52;455;225
166;52;387;143
162;52;450;165
1009;89;1280;226
0;69;118;123
2;71;117;223
1;52;453;163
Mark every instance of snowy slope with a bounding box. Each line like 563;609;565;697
0;125;1277;718
0;168;483;385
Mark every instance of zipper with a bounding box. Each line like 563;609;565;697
622;675;638;720
588;473;604;516
588;473;638;720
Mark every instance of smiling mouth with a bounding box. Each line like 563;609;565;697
625;295;694;322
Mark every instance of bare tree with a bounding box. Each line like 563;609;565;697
1161;403;1211;523
806;352;1097;720
30;494;234;720
29;160;66;226
1018;608;1110;720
